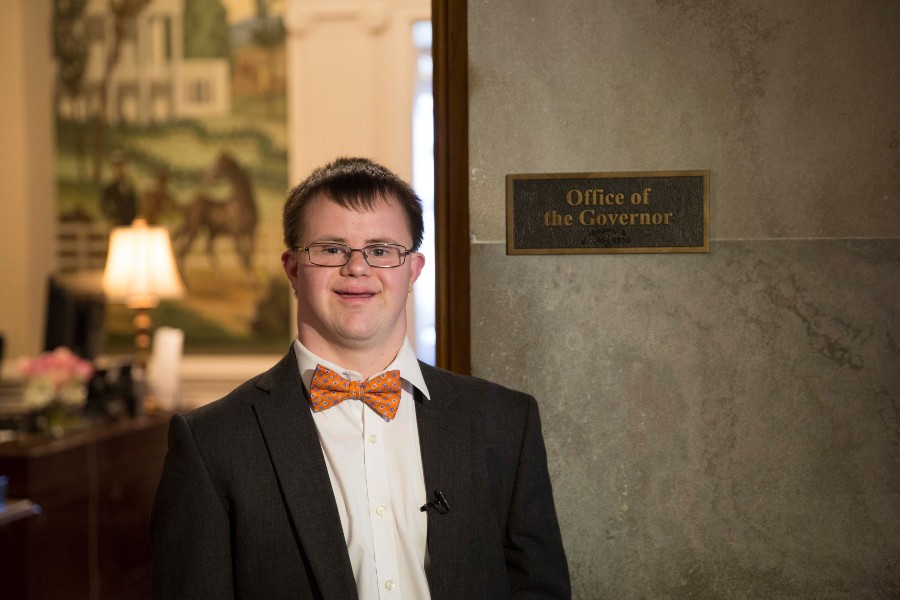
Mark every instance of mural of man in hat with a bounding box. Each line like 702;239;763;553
100;151;137;226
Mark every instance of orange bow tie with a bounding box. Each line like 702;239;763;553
308;364;402;421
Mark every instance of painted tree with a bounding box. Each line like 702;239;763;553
252;0;285;50
53;0;89;181
252;0;285;116
91;0;152;183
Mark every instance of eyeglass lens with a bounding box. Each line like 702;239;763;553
306;243;406;267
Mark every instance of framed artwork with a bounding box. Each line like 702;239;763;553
53;0;290;355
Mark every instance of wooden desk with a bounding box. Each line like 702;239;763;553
0;413;170;600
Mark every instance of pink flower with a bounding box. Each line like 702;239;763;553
16;347;94;410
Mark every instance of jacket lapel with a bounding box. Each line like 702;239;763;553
417;364;475;598
251;350;358;600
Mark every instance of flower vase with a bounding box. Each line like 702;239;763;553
18;347;94;438
31;400;70;438
45;400;68;438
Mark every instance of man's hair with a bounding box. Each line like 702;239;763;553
283;157;424;251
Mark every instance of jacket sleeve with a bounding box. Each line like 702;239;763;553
505;395;572;599
149;413;235;600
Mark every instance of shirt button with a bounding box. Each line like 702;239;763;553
376;505;386;516
384;580;395;591
369;434;378;444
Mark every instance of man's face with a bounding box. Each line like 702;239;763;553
281;194;425;361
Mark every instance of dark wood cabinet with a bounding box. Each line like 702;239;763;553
0;414;170;600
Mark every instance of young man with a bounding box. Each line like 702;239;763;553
150;157;570;599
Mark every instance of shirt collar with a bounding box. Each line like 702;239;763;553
292;338;431;401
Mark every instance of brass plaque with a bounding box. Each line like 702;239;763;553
506;170;709;254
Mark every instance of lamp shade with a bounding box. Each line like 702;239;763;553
102;219;185;309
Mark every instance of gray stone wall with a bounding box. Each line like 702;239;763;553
468;1;900;598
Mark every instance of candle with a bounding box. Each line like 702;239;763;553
149;327;184;411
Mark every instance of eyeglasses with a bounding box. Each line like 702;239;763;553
300;242;411;268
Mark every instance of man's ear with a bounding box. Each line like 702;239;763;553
281;250;300;290
407;252;425;292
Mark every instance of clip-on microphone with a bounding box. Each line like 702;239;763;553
420;490;449;514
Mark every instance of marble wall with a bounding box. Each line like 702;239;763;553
467;0;900;597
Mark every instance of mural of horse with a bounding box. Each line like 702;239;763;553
174;151;259;284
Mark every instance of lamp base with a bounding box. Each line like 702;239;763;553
130;307;156;416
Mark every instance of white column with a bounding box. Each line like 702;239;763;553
285;0;429;183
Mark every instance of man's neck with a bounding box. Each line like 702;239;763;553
298;335;404;380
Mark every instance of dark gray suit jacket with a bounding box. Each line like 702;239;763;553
149;349;570;599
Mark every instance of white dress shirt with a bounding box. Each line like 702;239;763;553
293;338;432;600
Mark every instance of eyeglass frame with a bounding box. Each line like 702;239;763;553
297;242;412;268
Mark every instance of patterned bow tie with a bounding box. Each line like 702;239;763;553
308;364;402;421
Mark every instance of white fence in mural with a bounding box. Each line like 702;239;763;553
56;222;285;274
57;222;110;272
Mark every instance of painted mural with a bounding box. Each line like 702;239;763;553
54;0;290;355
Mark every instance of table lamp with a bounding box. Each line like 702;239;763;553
101;218;185;376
